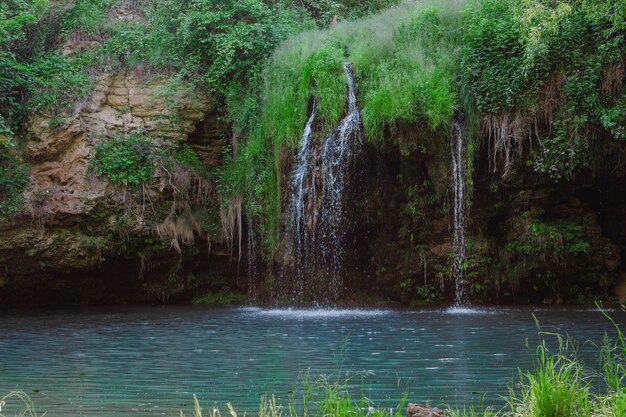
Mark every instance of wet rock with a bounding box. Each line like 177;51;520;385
406;403;445;417
615;273;626;304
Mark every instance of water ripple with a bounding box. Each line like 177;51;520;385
0;306;622;417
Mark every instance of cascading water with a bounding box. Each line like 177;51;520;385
291;100;317;296
286;63;362;301
319;63;362;294
246;222;259;300
450;118;469;306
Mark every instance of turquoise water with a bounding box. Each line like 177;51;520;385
0;306;624;416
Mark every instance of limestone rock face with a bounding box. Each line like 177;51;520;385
0;71;216;288
81;73;210;141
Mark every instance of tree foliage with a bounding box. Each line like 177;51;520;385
0;0;90;139
462;0;626;178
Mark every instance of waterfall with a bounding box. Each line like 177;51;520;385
246;221;259;300
319;63;362;294
450;118;469;306
287;63;362;301
291;100;317;297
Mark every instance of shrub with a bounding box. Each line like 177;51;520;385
506;212;590;263
60;0;113;40
461;0;626;177
92;135;154;187
174;145;210;178
0;148;29;215
0;1;92;137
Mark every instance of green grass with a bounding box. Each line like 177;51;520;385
223;0;468;257
181;372;408;417
243;0;466;145
508;345;591;417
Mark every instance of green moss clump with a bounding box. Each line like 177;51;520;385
192;290;246;305
92;135;155;187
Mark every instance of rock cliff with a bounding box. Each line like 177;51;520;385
0;71;232;305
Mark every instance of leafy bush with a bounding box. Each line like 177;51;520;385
0;1;91;138
0;148;29;215
461;0;626;177
60;0;113;40
92;135;154;187
506;212;590;262
174;145;207;175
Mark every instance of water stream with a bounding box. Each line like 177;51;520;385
450;119;468;306
291;100;317;297
287;63;362;300
319;63;362;294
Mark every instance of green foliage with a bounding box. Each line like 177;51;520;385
105;20;148;67
506;212;590;262
224;0;466;256
60;0;113;40
23;53;91;112
600;93;626;140
0;148;29;215
412;284;443;305
175;145;208;176
177;0;311;95
462;0;626;178
358;1;462;140
192;290;246;305
462;0;526;115
0;0;91;138
48;115;64;130
92;135;155;187
405;186;438;222
297;0;402;25
514;345;591;417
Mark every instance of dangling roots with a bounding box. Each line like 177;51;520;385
220;196;242;263
155;162;214;254
484;111;531;177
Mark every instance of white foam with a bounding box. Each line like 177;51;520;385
239;307;391;319
443;306;498;315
